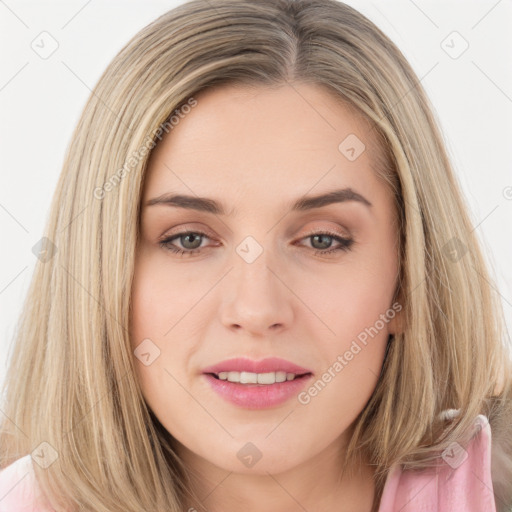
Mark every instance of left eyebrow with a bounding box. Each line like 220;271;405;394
144;187;372;216
291;188;372;211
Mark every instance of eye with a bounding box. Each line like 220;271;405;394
159;230;212;257
158;229;354;258
298;229;354;256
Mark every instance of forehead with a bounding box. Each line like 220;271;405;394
143;83;389;213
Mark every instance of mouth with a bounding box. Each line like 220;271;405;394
201;357;314;408
202;370;314;409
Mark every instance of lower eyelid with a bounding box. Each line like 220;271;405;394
159;230;353;254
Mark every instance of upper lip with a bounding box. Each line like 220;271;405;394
202;357;313;375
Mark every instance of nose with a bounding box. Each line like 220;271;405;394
219;248;294;336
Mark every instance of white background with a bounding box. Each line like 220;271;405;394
1;0;511;392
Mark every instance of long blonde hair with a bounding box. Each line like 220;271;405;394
1;1;511;511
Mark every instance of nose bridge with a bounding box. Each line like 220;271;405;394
220;233;293;332
232;234;279;301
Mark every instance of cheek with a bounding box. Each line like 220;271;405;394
130;257;174;404
300;250;397;345
298;295;391;422
298;345;386;431
130;252;195;342
129;252;204;416
295;233;397;406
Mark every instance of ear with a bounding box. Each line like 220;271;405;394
387;292;404;336
387;312;402;335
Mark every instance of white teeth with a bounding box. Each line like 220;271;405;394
240;371;258;384
216;371;298;384
275;371;287;383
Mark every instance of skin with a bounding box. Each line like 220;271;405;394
130;82;402;512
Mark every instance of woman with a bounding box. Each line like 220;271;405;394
1;1;511;511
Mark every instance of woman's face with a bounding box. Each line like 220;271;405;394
130;83;401;477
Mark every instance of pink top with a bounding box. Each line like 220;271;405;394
0;414;496;511
378;413;496;511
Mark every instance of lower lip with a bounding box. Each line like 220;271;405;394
202;373;313;409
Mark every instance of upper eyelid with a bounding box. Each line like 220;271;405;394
161;228;351;246
162;220;350;238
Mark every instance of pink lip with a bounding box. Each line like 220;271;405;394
202;357;312;375
201;357;313;410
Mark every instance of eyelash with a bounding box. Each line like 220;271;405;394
158;229;354;258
